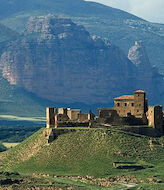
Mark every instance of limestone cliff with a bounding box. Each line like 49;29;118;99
0;15;163;105
128;41;164;101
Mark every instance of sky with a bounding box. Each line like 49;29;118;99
87;0;164;23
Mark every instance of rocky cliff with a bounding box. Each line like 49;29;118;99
0;15;163;105
128;41;164;101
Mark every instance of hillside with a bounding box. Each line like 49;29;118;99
0;72;48;116
0;128;163;189
0;23;18;43
0;0;164;73
0;23;19;58
0;143;6;152
0;128;163;176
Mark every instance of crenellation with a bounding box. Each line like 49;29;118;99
45;90;164;143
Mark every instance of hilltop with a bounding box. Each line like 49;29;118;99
0;128;163;189
0;128;163;175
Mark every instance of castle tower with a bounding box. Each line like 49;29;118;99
46;107;57;128
134;90;147;118
147;106;163;133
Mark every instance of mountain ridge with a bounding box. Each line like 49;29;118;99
0;15;163;106
0;0;164;73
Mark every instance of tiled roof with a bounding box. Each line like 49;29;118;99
114;95;134;100
135;90;145;93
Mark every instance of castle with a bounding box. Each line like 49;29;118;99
45;90;164;141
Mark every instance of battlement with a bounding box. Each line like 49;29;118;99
45;90;164;143
46;107;95;129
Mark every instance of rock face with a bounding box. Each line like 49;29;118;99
128;41;151;69
128;41;164;102
0;15;163;105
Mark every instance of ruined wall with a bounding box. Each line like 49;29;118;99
56;114;69;122
67;110;81;120
147;106;163;133
78;113;89;122
46;107;57;128
58;108;68;115
98;108;117;118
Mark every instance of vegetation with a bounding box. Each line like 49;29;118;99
0;71;54;116
0;125;42;142
0;128;163;189
0;143;6;152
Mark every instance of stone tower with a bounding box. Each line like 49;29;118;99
46;107;57;128
134;90;147;118
147;106;163;133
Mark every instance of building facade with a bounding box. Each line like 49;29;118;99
114;90;148;118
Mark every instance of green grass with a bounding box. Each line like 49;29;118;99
0;129;163;175
0;128;163;189
0;71;58;117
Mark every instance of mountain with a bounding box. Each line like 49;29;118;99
128;41;164;100
0;23;19;59
0;71;50;116
0;0;141;20
0;15;163;106
0;0;164;74
0;23;18;43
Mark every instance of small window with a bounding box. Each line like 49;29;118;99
139;104;141;107
117;103;120;107
131;103;134;107
138;94;140;97
137;110;139;112
124;103;127;107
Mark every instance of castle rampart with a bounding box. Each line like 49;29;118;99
45;90;164;143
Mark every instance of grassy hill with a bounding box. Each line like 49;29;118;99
0;72;50;117
0;0;164;73
0;128;163;188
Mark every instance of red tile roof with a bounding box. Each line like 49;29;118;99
114;95;134;100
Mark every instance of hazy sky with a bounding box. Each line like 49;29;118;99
87;0;164;23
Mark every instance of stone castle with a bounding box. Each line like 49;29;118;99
45;90;164;142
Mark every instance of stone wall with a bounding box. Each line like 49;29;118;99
46;107;56;128
98;108;117;118
114;99;134;117
147;106;163;133
56;121;90;128
78;113;89;122
67;109;81;120
134;91;147;118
